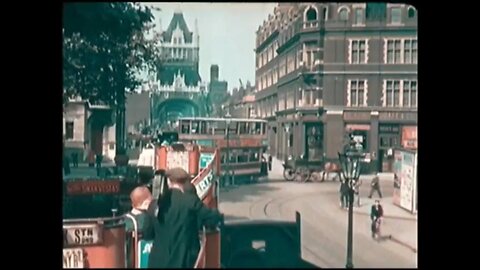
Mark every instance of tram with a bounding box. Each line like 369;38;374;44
177;117;269;184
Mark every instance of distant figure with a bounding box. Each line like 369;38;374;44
370;200;384;239
368;173;383;199
95;154;103;176
87;150;95;167
63;155;71;175
268;155;272;171
339;182;349;208
71;152;79;168
354;178;362;207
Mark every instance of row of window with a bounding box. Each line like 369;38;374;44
179;120;266;136
220;148;262;164
163;48;193;60
349;38;417;64
339;5;416;25
256;79;417;115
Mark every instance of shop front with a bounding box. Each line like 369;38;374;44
378;123;401;172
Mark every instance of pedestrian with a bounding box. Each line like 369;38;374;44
148;167;223;268
95;153;103;176
71;152;79;168
268;155;272;171
370;200;384;239
339;182;349;208
354;178;362;207
63;154;71;176
368;173;383;199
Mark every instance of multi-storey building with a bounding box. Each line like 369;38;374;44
254;3;417;172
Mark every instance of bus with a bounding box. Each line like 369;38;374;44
177;117;268;184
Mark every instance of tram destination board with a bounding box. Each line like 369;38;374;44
63;248;84;268
66;180;121;195
63;223;103;246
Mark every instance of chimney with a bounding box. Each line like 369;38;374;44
210;65;219;82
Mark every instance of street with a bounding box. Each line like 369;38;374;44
219;160;417;268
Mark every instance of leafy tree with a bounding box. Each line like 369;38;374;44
63;3;161;152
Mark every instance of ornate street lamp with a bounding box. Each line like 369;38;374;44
338;140;365;269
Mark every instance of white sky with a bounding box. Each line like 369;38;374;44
143;2;278;90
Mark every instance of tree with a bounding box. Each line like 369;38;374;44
63;3;161;153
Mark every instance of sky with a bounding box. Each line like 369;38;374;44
143;2;278;91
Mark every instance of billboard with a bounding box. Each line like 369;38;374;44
393;149;417;213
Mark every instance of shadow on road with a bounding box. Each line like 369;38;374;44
220;183;282;203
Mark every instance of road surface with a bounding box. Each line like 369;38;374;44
218;181;417;268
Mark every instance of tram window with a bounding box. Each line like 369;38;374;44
192;121;199;134
239;122;248;134
249;122;256;134
221;152;227;164
181;122;190;134
288;133;294;147
255;123;262;134
249;150;260;162
229;151;237;163
200;121;207;134
228;123;238;135
261;123;266;135
237;149;250;163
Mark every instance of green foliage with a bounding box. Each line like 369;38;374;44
63;3;160;106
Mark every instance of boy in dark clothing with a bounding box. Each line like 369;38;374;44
148;168;223;268
369;173;383;198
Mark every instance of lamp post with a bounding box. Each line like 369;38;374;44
338;139;364;269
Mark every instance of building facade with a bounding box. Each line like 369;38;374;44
63;99;116;161
208;64;229;117
254;3;417;172
226;82;257;119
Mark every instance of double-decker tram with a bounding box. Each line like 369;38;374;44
177;117;269;184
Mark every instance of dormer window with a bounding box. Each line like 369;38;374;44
408;6;416;18
339;7;349;21
390;7;402;24
306;7;317;21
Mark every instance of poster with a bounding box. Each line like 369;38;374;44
399;151;417;213
199;153;214;169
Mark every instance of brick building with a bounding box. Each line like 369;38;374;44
254;3;417;172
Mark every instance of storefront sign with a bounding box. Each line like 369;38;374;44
344;112;370;121
379;111;417;121
402;126;417;149
66;180;121;195
345;124;370;131
379;124;400;134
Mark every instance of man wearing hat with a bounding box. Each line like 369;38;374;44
148;167;223;268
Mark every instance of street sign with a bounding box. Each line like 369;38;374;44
63;248;84;268
137;240;153;268
199;153;214;169
63;224;103;246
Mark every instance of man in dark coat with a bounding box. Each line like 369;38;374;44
369;173;383;198
370;200;384;238
148;167;223;268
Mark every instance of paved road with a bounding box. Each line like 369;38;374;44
219;181;417;268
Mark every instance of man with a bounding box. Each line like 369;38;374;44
354;178;362;207
370;200;384;239
339;182;349;209
368;173;383;199
148;167;223;268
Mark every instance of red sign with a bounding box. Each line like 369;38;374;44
66;180;121;195
402;126;417;149
216;138;261;148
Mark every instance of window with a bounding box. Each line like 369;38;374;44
306;7;317;21
339;7;349;21
408;7;416;18
303;89;317;105
279;57;286;78
354;8;364;25
348;80;366;106
65;121;74;140
350;40;367;64
390;7;401;24
403;80;417;107
273;67;278;84
386;38;417;64
385;80;401;107
404;39;418;64
304;41;320;68
287;51;295;73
